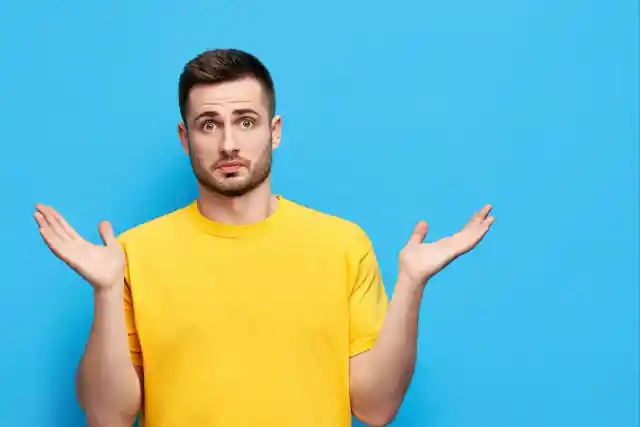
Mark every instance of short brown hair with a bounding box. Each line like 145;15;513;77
178;48;276;122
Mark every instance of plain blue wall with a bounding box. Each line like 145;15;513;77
1;0;637;426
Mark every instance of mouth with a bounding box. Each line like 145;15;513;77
216;161;246;174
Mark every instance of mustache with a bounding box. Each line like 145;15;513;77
213;155;251;168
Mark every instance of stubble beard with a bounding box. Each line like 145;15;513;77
189;139;273;198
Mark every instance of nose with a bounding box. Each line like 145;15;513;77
220;126;240;154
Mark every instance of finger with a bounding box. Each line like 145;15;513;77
485;216;496;228
34;211;48;229
476;204;492;220
409;221;429;244
34;208;60;239
35;205;68;240
469;204;492;226
37;221;64;255
98;221;117;246
35;211;61;246
53;210;80;239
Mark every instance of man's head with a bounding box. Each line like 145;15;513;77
177;49;281;197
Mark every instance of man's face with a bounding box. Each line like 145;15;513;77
178;78;281;197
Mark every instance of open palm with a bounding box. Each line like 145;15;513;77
34;204;125;290
399;205;495;286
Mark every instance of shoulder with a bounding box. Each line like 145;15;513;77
116;203;193;248
282;197;373;253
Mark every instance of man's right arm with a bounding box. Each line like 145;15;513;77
76;284;142;427
34;205;142;427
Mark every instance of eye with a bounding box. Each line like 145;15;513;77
202;120;218;132
238;118;255;129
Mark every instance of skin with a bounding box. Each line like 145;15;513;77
34;76;495;427
349;208;494;425
33;212;141;427
177;77;282;226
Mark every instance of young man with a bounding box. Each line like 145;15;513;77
34;49;494;427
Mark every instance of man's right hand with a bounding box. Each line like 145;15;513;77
34;204;125;291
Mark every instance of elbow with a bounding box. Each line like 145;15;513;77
76;375;141;427
353;404;399;427
79;396;138;427
78;395;135;427
83;409;138;427
84;413;132;427
81;400;137;427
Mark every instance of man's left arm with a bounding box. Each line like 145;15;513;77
350;273;423;426
350;205;495;426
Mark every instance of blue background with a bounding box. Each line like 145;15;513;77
1;0;637;426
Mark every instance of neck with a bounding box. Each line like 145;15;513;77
197;180;277;226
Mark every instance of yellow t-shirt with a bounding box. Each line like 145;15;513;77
118;195;389;427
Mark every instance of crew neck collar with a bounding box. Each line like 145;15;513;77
187;195;288;238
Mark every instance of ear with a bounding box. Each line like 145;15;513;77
178;122;189;156
270;115;282;150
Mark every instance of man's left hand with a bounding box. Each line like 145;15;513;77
398;204;495;287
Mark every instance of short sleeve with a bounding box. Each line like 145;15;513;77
120;238;143;368
124;278;143;367
348;229;389;357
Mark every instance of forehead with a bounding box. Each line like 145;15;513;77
187;78;269;117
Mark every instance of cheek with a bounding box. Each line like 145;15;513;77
238;128;271;149
243;140;271;162
189;137;219;162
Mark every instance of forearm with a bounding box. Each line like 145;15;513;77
77;285;142;427
351;274;424;425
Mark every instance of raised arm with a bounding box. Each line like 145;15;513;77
35;205;142;427
350;205;495;426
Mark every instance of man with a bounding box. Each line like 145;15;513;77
34;48;494;427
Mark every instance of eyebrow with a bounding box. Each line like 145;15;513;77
193;108;261;122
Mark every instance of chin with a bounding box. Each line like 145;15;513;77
196;165;269;197
198;178;252;197
216;186;254;197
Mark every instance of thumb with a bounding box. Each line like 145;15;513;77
98;221;117;246
409;221;429;244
